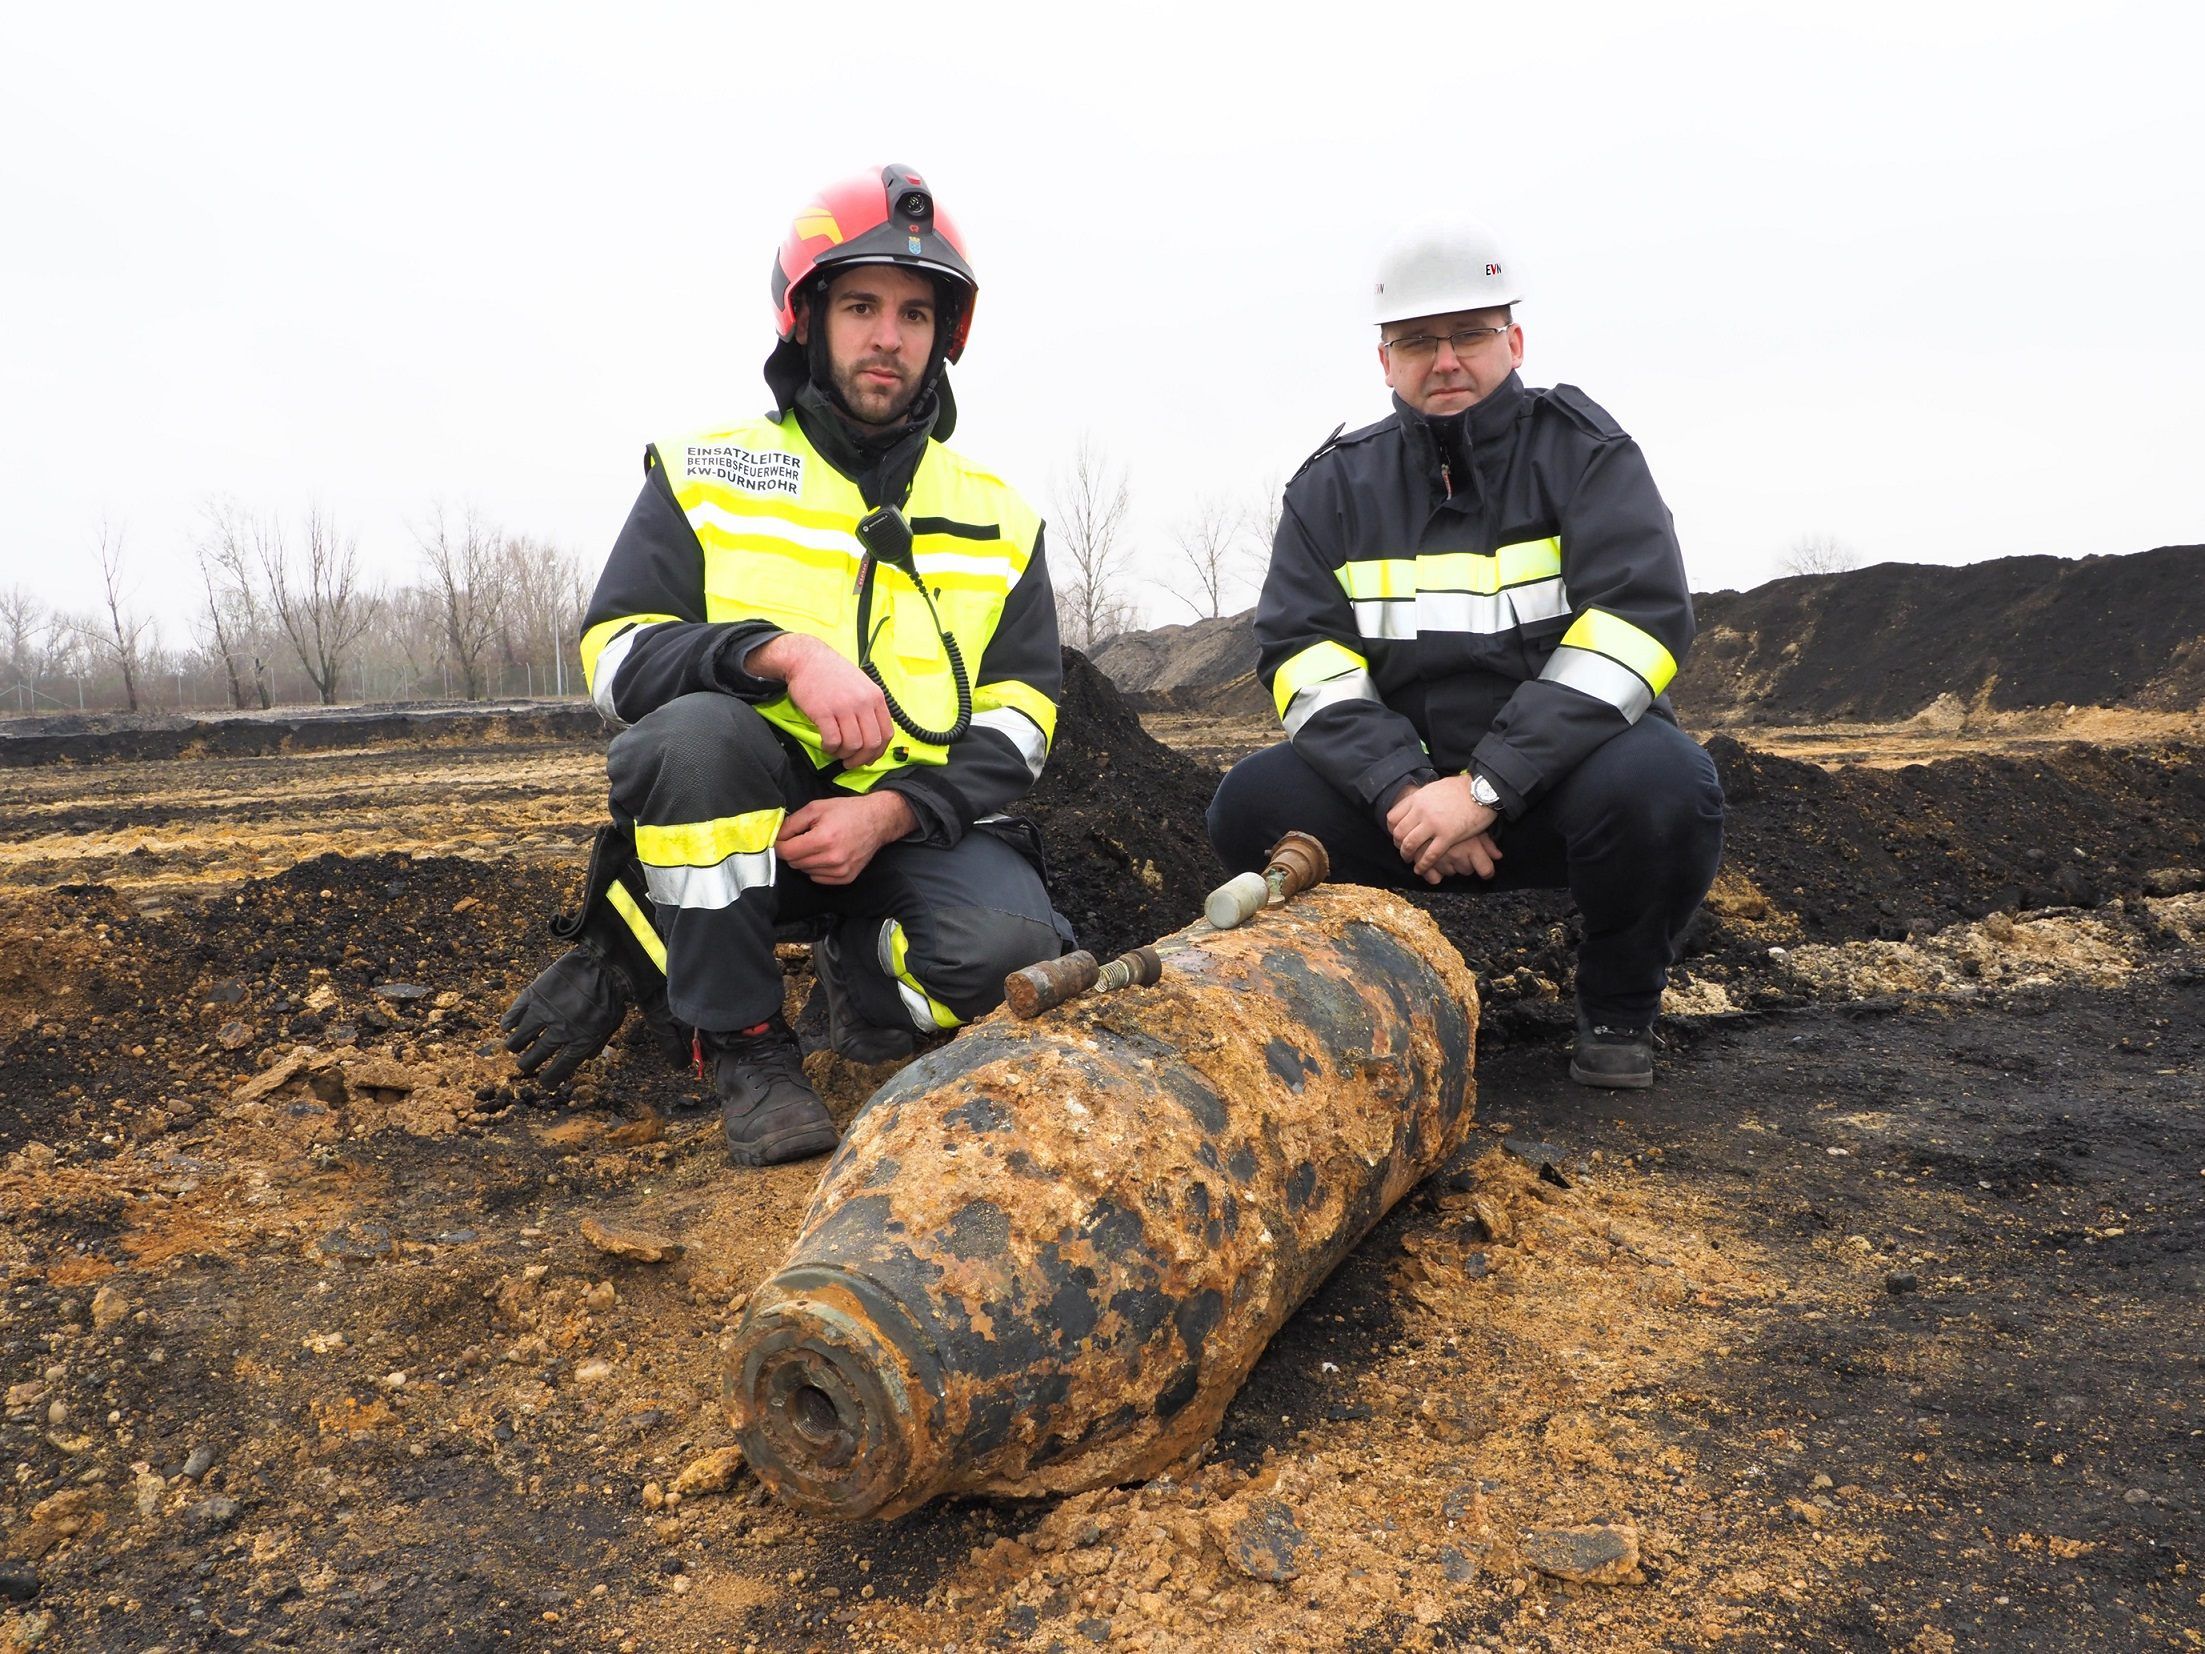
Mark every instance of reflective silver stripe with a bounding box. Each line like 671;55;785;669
1503;576;1572;626
893;980;941;1032
687;503;856;556
916;550;1018;581
1415;591;1510;634
591;621;662;723
1351;577;1572;640
1282;668;1380;738
1541;645;1654;723
639;849;777;910
1351;598;1419;640
971;706;1048;779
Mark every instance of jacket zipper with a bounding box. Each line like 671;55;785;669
1439;462;1454;501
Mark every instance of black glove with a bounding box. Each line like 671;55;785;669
500;944;631;1088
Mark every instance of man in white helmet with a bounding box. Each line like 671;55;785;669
1207;220;1724;1088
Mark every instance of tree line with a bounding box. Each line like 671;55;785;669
5;444;1299;717
2;502;592;717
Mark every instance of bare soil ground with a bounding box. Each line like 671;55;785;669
1;688;2200;1652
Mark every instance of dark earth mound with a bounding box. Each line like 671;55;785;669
1019;650;1227;958
1090;612;1268;717
1404;736;2204;1035
1084;544;2205;725
1680;545;2205;723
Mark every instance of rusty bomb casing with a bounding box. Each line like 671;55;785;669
722;885;1479;1520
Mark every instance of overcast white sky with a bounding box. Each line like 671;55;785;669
3;0;2199;645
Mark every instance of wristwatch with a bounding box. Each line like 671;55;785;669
1467;771;1503;813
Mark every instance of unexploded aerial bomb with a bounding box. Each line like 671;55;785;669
722;884;1479;1519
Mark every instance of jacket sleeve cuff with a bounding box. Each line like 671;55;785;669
1375;767;1440;819
877;774;964;849
1467;738;1534;819
1353;749;1437;820
711;624;790;701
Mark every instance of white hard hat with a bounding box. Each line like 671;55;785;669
1372;218;1522;325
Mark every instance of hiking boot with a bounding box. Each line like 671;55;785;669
815;929;917;1064
707;1017;839;1166
1568;1017;1655;1090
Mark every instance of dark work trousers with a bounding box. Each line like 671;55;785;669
1207;717;1725;1027
607;692;1067;1035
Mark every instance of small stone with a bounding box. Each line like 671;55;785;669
574;1360;614;1386
433;1229;478;1246
641;1482;665;1511
1885;1271;1918;1295
1225;1499;1305;1583
340;1057;417;1094
134;1468;165;1516
179;1495;242;1539
672;1446;746;1497
205;980;248;1005
45;1401;65;1429
181;1445;215;1481
4;1382;47;1414
89;1286;128;1331
579;1217;684;1265
1502;1137;1571;1186
0;1560;37;1601
373;983;431;1002
1470;1195;1514;1246
2123;1487;2151;1506
1522;1523;1640;1585
1440;1545;1477;1584
216;1021;256;1051
584;1281;618;1311
315;1221;399;1262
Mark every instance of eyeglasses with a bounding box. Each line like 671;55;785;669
1381;324;1512;363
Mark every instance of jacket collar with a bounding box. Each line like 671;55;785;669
783;377;941;509
1391;370;1528;489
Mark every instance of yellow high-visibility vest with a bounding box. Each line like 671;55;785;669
646;414;1047;792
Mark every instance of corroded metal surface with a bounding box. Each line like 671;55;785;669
1003;950;1100;1018
723;885;1480;1519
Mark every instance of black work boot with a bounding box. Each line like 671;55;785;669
815;930;917;1064
708;1017;839;1166
1568;1016;1655;1090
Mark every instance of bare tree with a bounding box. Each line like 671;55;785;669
1049;434;1139;652
258;505;379;705
364;584;446;699
414;503;510;699
1779;532;1860;577
87;522;151;712
1166;495;1252;620
197;498;276;708
1246;470;1285;565
1;585;69;713
500;533;591;698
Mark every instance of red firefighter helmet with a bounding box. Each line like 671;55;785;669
771;164;978;363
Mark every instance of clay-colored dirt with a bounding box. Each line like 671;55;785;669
1;719;2199;1652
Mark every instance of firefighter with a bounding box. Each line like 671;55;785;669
1207;218;1725;1087
503;165;1068;1163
